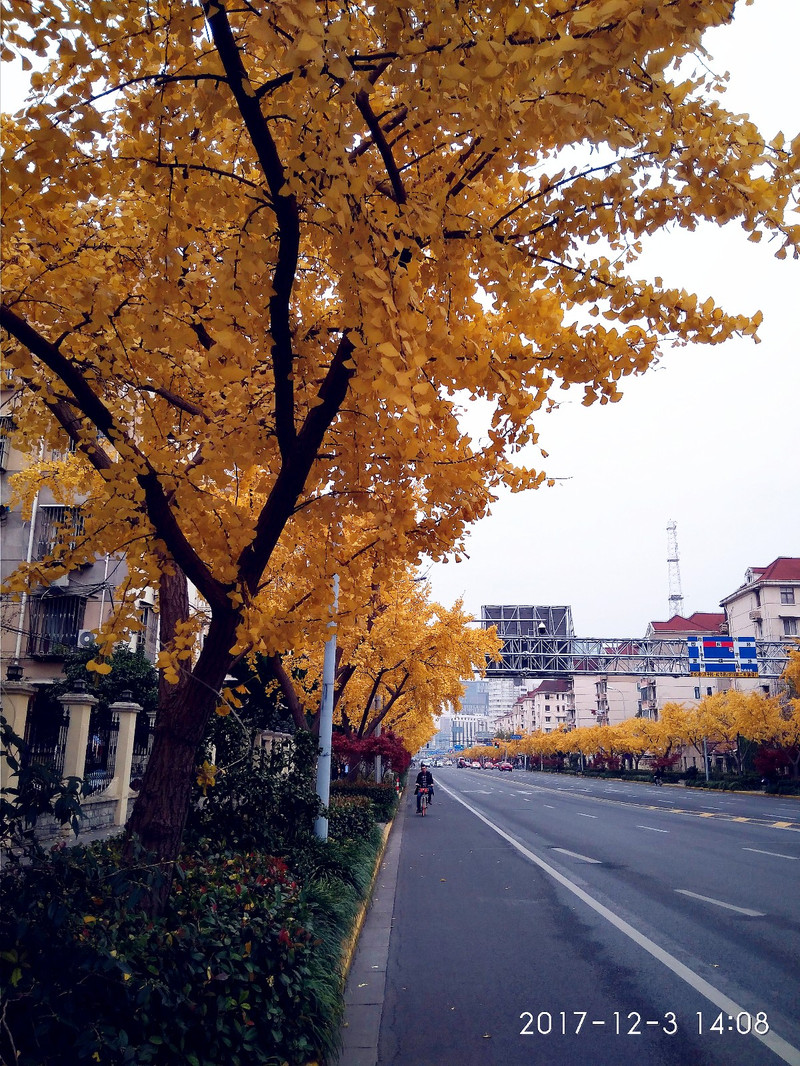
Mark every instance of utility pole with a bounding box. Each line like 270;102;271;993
315;574;339;840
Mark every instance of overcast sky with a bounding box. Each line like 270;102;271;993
426;0;800;638
2;2;798;639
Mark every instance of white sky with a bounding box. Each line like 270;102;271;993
1;2;798;639
427;0;800;637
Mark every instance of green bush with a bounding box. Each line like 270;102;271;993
0;843;343;1066
328;794;375;841
330;781;398;821
184;730;323;870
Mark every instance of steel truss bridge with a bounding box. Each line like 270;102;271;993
485;637;792;679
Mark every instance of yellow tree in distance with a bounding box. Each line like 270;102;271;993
264;556;501;751
2;0;799;892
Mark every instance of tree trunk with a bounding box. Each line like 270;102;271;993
122;568;239;914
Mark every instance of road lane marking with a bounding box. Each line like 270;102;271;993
637;825;669;833
553;848;602;864
447;773;800;831
743;847;798;861
543;804;555;809
577;813;597;819
675;890;765;917
438;782;800;1066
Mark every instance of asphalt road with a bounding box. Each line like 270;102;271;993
373;769;800;1066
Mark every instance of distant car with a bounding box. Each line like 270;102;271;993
471;761;482;768
499;762;513;772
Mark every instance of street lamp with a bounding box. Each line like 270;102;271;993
5;660;24;681
606;685;629;721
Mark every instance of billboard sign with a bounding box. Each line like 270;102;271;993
687;637;759;677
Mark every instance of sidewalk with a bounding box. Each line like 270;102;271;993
335;799;407;1066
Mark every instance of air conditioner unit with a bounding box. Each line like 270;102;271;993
52;573;70;588
140;587;156;607
77;630;96;649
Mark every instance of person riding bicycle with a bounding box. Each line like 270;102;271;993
415;764;435;812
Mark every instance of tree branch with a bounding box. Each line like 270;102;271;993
355;90;407;204
0;303;231;612
238;331;355;594
202;0;300;461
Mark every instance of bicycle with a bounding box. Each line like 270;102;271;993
417;786;430;815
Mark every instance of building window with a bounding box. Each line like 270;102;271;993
783;617;798;637
34;505;85;561
0;416;13;470
780;587;795;605
694;687;701;700
754;590;761;608
28;594;86;657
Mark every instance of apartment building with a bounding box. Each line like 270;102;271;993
0;394;159;720
721;558;800;643
498;679;574;735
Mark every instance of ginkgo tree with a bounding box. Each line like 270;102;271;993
2;0;799;901
267;560;501;750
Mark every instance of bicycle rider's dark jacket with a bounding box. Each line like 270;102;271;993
415;769;434;794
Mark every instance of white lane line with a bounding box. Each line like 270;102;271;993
637;825;669;833
675;890;765;917
553;848;602;864
743;847;798;861
438;782;800;1066
577;813;597;819
543;804;555;809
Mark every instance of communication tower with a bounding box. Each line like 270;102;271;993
666;520;684;619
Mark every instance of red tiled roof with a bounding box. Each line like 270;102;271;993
686;612;726;631
650;613;725;634
752;557;800;582
529;679;571;694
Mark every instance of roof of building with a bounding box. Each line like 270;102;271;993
720;557;800;605
747;557;800;583
528;679;572;695
649;612;726;634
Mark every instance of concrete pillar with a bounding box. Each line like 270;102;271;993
0;679;37;792
107;696;141;826
0;679;37;742
60;686;98;783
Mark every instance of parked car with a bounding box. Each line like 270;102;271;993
470;761;482;768
499;762;513;772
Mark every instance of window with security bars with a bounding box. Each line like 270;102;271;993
28;595;86;656
34;505;85;561
0;416;13;470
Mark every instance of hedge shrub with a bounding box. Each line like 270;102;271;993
330;781;398;821
328;794;375;841
0;843;342;1066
